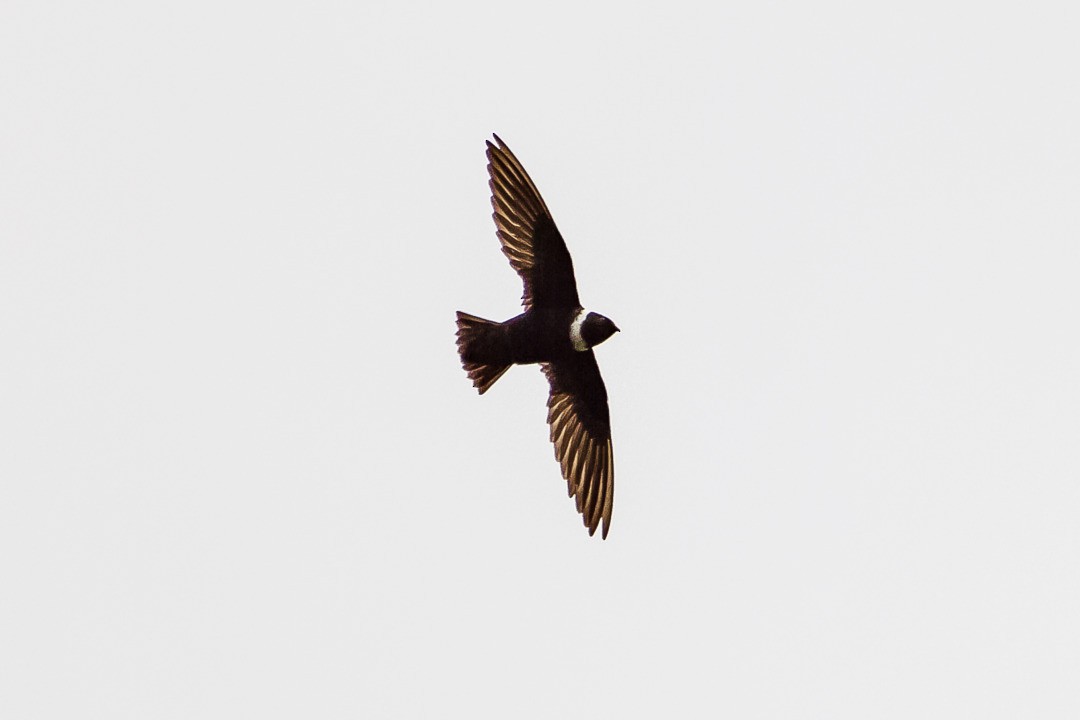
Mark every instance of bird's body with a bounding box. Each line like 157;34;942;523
460;308;581;363
455;135;620;538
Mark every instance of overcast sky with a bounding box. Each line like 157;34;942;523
2;2;1078;718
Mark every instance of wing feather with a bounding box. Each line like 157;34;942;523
486;135;581;310
541;353;614;538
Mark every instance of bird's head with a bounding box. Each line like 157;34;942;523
581;312;620;348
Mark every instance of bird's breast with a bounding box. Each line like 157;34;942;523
507;308;580;364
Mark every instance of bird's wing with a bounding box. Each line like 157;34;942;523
541;352;614;538
486;135;580;310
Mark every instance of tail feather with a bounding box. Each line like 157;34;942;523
455;311;512;394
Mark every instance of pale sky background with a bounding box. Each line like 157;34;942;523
2;2;1078;718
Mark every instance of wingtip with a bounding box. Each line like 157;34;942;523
586;518;610;540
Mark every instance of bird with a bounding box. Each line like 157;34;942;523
455;134;620;538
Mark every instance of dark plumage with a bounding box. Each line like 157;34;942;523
455;135;620;538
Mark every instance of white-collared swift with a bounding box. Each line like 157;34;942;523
455;135;620;538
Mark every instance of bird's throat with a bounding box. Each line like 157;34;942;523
569;309;589;352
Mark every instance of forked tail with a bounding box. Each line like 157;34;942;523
455;311;512;394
